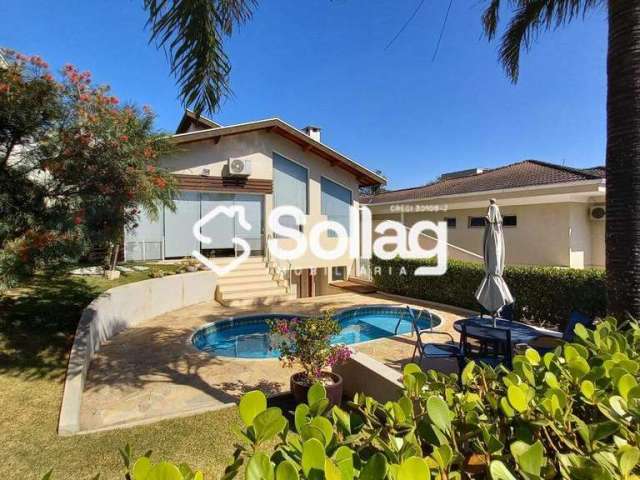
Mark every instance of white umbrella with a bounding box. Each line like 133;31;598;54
475;199;514;327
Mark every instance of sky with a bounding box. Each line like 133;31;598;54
1;1;608;190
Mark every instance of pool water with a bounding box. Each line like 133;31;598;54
191;306;442;359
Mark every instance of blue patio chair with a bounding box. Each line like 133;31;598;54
405;306;463;370
527;310;594;354
460;322;513;369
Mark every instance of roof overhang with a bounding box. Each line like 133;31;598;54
366;180;606;212
170;118;386;187
175;110;222;134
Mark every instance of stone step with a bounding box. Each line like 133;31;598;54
218;286;289;301
217;266;270;278
219;280;280;293
208;256;264;265
221;294;297;308
217;273;274;285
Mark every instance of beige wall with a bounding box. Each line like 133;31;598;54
161;130;360;276
370;201;606;268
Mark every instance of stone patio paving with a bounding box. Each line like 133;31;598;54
79;291;467;432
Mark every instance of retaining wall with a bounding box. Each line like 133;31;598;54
58;271;218;435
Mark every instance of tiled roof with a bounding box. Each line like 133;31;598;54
363;160;605;205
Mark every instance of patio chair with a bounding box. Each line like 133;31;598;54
527;310;594;354
405;306;463;371
460;322;513;369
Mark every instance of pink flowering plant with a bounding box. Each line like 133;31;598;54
268;311;351;384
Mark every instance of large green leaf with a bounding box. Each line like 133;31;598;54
147;462;184;480
132;457;152;479
618;373;638;400
360;453;388;480
294;404;310;433
426;396;451;433
397;456;430;480
310;416;334;446
308;383;327;406
275;460;299;480
516;441;544;477
301;438;326;478
507;385;529;413
246;452;274;480
324;458;342;480
239;390;267;427
490;460;518;480
253;407;287;443
333;446;354;480
619;446;640;477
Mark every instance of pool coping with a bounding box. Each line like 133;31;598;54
188;303;445;361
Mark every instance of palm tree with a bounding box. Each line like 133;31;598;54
482;0;640;320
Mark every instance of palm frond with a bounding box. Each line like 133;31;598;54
144;0;257;115
495;0;602;82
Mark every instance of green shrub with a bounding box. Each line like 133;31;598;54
221;317;640;479
371;257;606;329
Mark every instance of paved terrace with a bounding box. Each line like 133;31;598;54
79;291;466;433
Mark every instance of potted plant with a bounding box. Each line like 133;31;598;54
269;311;351;406
182;257;200;272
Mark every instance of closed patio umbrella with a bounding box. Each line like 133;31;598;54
475;199;514;327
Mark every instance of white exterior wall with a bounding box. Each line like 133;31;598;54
369;198;606;268
159;130;361;276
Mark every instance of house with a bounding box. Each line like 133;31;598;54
362;160;606;269
125;110;386;305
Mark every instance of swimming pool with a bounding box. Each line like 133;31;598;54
191;305;442;359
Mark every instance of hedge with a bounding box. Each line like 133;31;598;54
370;257;606;329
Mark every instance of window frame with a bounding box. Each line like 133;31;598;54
503;215;518;227
321;175;353;238
468;216;486;228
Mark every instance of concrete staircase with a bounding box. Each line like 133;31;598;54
214;256;295;307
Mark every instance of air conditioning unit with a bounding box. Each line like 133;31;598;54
227;157;251;176
589;205;606;221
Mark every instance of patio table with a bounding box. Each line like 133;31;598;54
453;317;542;345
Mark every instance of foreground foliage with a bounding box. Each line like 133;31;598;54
371;257;605;330
217;317;639;479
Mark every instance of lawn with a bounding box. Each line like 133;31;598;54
0;266;243;479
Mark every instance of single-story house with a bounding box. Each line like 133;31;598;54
125;110;386;305
362;160;606;269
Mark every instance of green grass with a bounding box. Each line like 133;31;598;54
0;265;243;479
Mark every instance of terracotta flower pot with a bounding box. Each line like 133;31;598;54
290;371;343;407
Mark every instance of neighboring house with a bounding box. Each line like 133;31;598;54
362;160;606;269
125;110;385;305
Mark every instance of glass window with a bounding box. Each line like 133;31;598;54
445;217;456;228
503;215;517;227
273;153;308;231
321;177;352;238
468;216;486;228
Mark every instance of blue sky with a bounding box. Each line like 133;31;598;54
1;1;607;190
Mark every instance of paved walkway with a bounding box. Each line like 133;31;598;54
79;291;465;432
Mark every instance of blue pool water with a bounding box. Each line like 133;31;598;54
191;306;442;358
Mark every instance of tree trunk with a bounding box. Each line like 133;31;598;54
606;0;640;319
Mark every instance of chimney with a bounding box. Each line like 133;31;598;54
302;125;321;142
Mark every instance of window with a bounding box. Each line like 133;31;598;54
468;216;486;228
332;266;347;281
321;177;352;238
503;215;517;227
273;153;308;231
445;217;456;228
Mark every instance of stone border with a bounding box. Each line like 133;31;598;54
58;270;218;435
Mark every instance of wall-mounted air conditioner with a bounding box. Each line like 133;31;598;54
227;157;251;176
589;205;606;221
